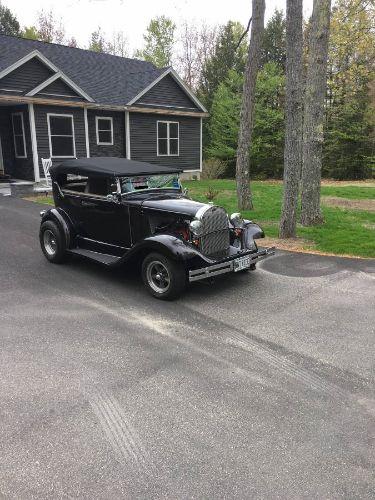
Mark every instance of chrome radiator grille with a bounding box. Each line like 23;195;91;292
198;206;230;258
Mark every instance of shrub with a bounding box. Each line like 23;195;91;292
201;158;226;180
204;186;219;201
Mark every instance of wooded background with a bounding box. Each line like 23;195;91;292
0;0;374;182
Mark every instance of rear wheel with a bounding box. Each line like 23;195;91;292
142;252;186;300
40;220;68;264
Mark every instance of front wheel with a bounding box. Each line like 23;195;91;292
40;220;68;264
142;252;186;300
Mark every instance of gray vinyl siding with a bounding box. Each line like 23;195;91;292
88;110;125;158
129;112;200;171
33;104;86;177
36;78;81;98
0;58;54;94
0;105;34;180
135;74;199;111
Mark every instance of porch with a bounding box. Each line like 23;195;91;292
0;102;37;182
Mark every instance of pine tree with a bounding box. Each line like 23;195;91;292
0;3;20;36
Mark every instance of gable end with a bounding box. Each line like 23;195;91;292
134;74;200;111
35;77;82;99
0;58;54;94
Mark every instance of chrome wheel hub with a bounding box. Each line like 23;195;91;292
146;261;170;293
43;229;57;256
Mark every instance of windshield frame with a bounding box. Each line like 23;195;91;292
116;173;182;197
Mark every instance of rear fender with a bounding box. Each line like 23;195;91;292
40;207;74;249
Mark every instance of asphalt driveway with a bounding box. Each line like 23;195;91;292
0;196;374;499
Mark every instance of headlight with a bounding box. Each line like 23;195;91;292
230;212;244;228
189;219;203;236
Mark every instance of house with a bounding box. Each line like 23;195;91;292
0;34;207;183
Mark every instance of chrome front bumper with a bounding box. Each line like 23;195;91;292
188;247;276;282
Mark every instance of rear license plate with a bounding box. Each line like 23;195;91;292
233;255;251;272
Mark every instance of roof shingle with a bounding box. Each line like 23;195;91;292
0;34;166;106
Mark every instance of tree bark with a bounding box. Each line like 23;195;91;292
236;0;265;210
300;0;331;225
279;0;303;238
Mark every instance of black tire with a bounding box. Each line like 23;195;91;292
39;220;68;264
141;252;187;300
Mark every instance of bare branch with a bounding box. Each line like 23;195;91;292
235;16;252;50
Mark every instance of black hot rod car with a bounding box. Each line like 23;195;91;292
39;158;275;299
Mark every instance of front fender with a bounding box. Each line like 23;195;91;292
40;207;74;248
121;234;214;269
243;221;265;239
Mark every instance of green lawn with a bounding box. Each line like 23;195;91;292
27;180;375;258
183;179;375;258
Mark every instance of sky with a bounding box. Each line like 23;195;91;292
6;0;314;53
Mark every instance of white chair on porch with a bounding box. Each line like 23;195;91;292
41;158;52;187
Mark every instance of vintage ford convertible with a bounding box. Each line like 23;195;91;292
39;158;275;299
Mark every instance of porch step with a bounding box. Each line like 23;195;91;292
68;247;121;266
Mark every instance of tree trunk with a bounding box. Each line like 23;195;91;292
279;0;303;238
300;0;331;225
236;0;265;210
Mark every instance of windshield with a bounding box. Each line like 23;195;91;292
119;174;181;194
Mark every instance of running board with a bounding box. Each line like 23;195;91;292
68;247;121;266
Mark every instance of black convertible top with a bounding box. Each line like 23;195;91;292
50;157;183;178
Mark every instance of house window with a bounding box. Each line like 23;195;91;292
12;112;27;158
96;117;113;145
157;121;179;156
47;113;76;158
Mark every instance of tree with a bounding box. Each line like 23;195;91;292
198;21;248;108
21;26;39;40
0;3;20;36
300;0;332;225
177;22;218;90
197;21;247;156
37;10;65;44
261;9;286;69
207;63;284;178
67;36;78;48
207;70;243;165
279;0;303;238
251;62;285;178
135;16;175;67
236;0;265;210
106;32;129;57
89;28;106;53
324;0;375;179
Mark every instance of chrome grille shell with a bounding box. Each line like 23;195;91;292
196;205;230;258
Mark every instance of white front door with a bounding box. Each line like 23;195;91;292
0;136;4;175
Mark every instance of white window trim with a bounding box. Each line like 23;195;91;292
11;112;27;158
47;113;76;159
95;116;114;146
157;120;179;157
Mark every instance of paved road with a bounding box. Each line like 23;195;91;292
0;196;374;499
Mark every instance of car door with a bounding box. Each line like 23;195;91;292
76;176;131;248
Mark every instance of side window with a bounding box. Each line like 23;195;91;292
85;177;110;197
12;112;27;158
61;174;88;193
157;121;179;156
96;117;113;145
47;114;76;158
